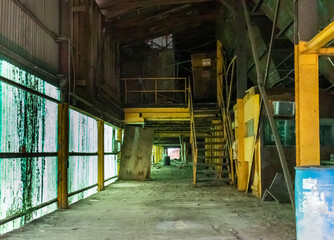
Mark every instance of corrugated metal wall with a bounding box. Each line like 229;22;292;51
0;0;59;73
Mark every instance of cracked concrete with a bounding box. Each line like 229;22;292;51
2;165;296;240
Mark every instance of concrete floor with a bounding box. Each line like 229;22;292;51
3;165;296;240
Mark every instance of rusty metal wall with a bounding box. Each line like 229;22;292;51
0;0;59;73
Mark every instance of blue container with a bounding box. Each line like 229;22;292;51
295;166;334;240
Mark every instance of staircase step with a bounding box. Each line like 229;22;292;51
196;178;230;183
197;149;225;152
193;102;218;108
197;156;227;159
196;162;228;166
193;108;219;113
194;118;221;122
196;135;225;138
196;129;224;133
197;142;226;145
196;123;223;127
194;112;219;116
197;170;229;174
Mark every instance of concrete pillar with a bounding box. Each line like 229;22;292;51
119;126;154;181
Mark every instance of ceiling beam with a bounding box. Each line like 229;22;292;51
114;12;216;44
111;4;202;29
98;0;214;9
97;0;214;18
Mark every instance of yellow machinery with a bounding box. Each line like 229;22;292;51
234;87;296;198
234;86;334;198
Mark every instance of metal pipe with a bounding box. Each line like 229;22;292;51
242;0;295;210
0;45;60;86
68;183;98;197
264;0;280;85
0;152;58;159
69;152;98;157
0;75;60;104
104;175;118;182
0;198;57;226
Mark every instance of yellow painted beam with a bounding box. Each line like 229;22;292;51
117;129;123;175
217;40;223;108
97;120;105;191
57;103;69;209
193;148;198;186
317;47;334;56
124;111;190;124
235;100;248;191
295;45;320;166
301;21;334;53
124;108;189;113
142;112;190;119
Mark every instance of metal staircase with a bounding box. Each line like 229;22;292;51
189;82;231;186
193;105;230;185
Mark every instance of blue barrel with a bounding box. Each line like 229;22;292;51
295;166;334;240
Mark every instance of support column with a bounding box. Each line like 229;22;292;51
59;0;72;103
295;49;320;166
57;103;69;209
117;129;123;175
97;120;105;191
235;0;248;99
295;0;320;166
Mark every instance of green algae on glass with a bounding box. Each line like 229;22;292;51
104;124;118;185
0;60;58;235
68;110;98;205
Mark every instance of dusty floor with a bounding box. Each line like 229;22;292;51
3;165;296;240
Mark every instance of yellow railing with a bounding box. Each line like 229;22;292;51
121;77;188;105
217;55;237;184
188;78;198;185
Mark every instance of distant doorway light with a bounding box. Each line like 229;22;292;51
167;148;180;159
146;34;173;49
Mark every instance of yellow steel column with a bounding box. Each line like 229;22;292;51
295;43;320;166
236;99;247;191
57;103;69;209
97;120;105;191
117;129;123;175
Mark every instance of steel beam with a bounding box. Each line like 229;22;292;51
302;21;334;53
242;0;295;209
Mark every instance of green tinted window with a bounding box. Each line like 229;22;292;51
263;119;295;146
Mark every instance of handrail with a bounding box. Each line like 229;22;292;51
121;77;188;105
217;55;237;184
188;78;198;185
